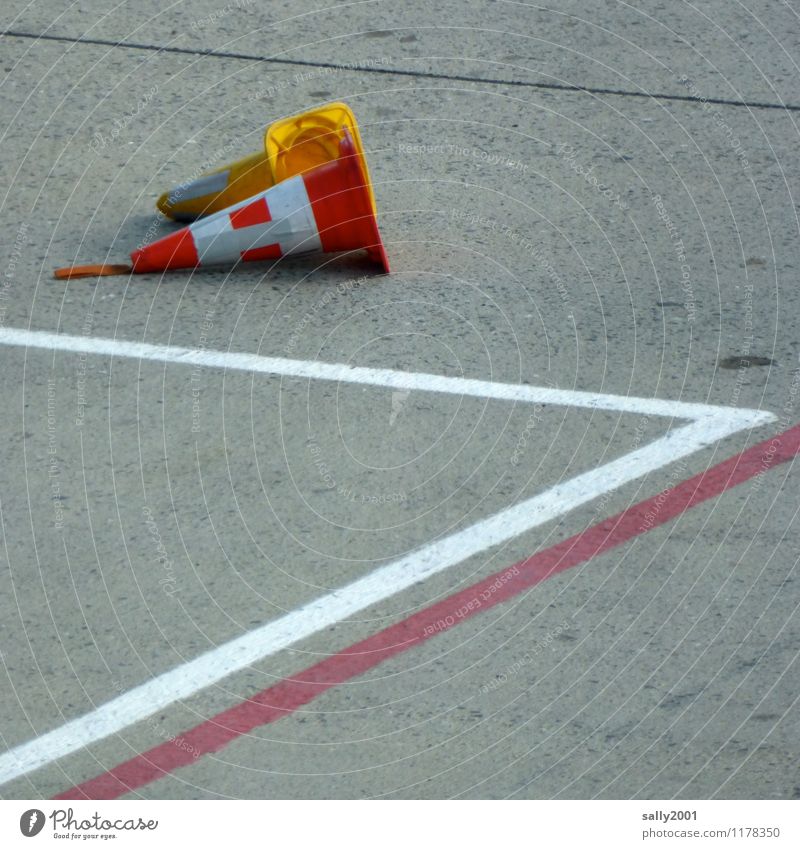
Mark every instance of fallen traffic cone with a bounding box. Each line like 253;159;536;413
157;102;370;222
54;129;390;278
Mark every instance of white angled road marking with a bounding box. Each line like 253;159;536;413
0;326;776;785
0;326;767;422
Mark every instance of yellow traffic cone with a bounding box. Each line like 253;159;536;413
156;102;372;222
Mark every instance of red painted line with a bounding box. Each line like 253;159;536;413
55;423;800;800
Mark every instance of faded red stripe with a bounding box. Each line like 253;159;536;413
240;243;282;263
229;197;271;229
55;422;800;800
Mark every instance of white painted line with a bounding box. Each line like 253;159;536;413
0;327;776;785
0;326;768;423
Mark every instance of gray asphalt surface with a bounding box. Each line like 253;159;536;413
0;1;798;799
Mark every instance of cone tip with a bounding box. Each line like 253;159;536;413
156;191;174;219
339;129;390;273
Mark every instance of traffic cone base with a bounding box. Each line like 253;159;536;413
303;135;388;270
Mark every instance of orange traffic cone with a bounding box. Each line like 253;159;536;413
54;130;389;278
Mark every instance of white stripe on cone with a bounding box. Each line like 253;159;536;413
192;176;321;264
